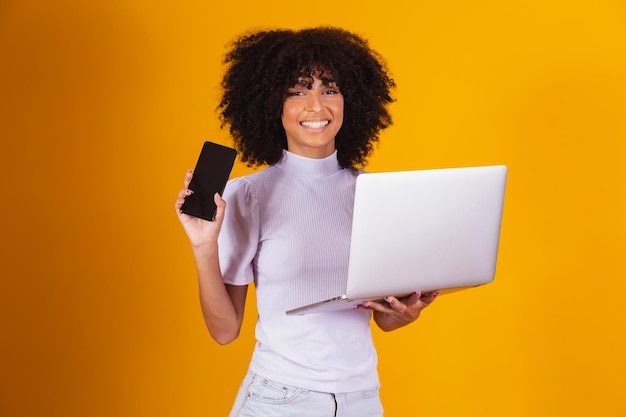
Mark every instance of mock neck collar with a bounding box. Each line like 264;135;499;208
275;149;342;178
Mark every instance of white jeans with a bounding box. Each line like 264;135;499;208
228;370;384;417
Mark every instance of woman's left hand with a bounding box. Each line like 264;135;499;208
358;291;440;331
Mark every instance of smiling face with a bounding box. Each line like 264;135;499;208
281;74;344;159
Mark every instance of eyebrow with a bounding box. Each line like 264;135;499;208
291;77;338;90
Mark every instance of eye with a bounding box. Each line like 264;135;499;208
323;83;341;95
285;87;307;98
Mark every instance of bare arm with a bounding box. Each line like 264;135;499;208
192;241;248;344
175;169;247;345
359;291;440;332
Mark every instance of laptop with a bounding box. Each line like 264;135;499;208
286;165;508;315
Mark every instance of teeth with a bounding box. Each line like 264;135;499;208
301;120;329;128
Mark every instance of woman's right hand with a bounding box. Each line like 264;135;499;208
174;169;226;249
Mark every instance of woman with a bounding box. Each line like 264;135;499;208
175;27;439;417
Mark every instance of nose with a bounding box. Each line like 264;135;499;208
305;92;322;112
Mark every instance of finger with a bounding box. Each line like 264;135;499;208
384;296;402;309
398;292;421;305
419;290;440;307
358;300;394;314
213;192;227;222
177;188;193;200
183;169;193;188
175;188;194;214
175;197;186;215
175;196;187;214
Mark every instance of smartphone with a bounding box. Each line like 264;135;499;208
180;141;237;221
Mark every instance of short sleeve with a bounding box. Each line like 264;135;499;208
218;177;259;286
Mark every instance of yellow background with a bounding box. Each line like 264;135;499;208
1;0;625;416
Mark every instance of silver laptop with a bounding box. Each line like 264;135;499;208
286;165;508;315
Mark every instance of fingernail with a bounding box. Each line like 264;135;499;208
385;297;392;302
362;301;370;307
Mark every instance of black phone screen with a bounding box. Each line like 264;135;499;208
180;141;237;221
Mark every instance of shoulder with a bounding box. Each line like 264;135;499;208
223;165;280;201
223;176;255;203
341;167;364;182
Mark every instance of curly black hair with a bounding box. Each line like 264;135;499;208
218;26;396;169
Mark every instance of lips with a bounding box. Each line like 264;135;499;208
300;120;330;128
